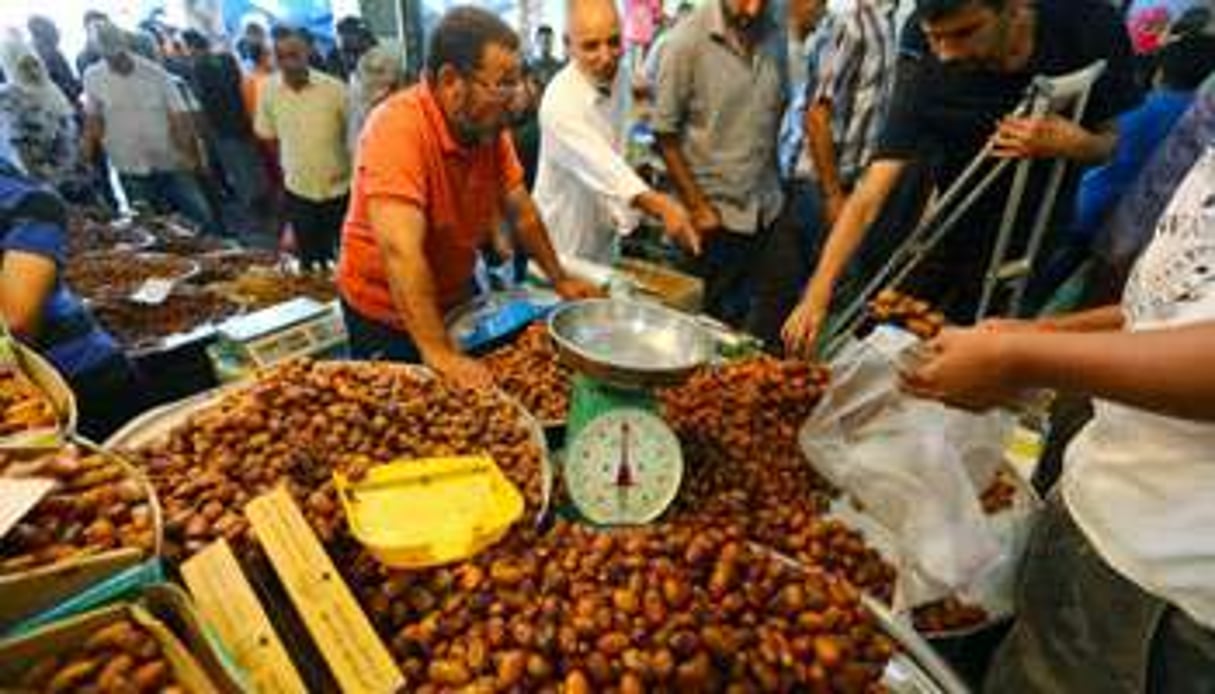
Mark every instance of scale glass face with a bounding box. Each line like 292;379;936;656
566;408;683;525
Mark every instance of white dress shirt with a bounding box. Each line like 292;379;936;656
534;64;650;264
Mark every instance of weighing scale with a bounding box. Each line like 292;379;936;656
206;298;348;382
549;299;715;526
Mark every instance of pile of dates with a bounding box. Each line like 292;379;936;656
0;365;57;437
125;359;546;561
10;618;189;693
66;251;196;300
867;290;945;340
351;520;895;692
482;323;571;424
0;446;158;573
66;213;153;258
92;291;240;350
191;249;279;285
661;358;834;506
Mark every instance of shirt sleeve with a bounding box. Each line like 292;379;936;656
160;70;189;114
254;82;276;139
539;89;651;215
872;53;928;161
357;105;428;208
496;131;526;196
651;29;695;136
813;10;862;106
81;71;103;118
3;219;66;267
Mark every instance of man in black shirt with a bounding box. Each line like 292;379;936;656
783;0;1141;354
180;30;268;233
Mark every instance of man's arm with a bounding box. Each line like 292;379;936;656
368;197;492;387
81;113;104;166
655;133;717;230
540;97;697;251
0;251;57;338
502;186;600;299
907;321;1215;422
783;158;907;354
806;101;845;224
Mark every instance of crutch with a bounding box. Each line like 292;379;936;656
822;60;1108;359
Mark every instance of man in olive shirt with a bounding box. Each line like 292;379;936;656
653;0;785;328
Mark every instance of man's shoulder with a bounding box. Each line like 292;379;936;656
312;70;348;95
365;87;430;139
539;65;590;116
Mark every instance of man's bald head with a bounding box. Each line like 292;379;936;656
565;0;623;89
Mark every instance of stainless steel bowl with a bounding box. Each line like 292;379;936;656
548;299;714;389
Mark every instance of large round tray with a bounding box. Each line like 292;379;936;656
1;341;78;447
67;250;201;302
106;362;554;525
548;299;714;389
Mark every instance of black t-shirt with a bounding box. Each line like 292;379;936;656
876;0;1141;255
188;53;252;138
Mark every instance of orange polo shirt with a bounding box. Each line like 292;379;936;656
337;82;524;329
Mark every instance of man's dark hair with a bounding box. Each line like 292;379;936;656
181;29;210;53
272;24;310;46
914;0;1006;22
83;10;109;27
1159;33;1215;91
336;15;366;36
536;24;554;37
426;6;520;78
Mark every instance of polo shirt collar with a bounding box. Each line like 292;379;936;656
419;79;463;156
706;0;774;52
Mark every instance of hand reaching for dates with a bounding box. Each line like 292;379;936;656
427;351;496;391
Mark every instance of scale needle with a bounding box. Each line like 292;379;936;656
616;421;634;488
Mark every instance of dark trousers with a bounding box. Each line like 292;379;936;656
985;493;1215;693
750;181;829;348
285;192;348;271
120;171;219;235
341;299;421;363
687;225;770;329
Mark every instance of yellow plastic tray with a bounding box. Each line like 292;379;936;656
334;455;524;569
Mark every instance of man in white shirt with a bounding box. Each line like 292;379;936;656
904;149;1215;690
533;0;698;265
81;21;216;234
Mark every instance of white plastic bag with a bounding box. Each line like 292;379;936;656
801;327;1013;612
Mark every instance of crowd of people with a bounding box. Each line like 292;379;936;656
1;0;1214;688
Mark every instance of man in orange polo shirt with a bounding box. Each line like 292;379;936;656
338;6;599;388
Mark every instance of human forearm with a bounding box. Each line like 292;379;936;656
807;102;844;199
168;113;202;170
806;159;905;295
655;133;708;210
81;115;103;165
1040;304;1124;332
1064;125;1117;164
1005;322;1215;421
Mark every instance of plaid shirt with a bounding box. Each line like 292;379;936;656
811;0;897;187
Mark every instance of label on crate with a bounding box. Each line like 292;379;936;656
0;478;56;539
246;487;404;693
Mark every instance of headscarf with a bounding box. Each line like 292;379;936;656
0;29;72;119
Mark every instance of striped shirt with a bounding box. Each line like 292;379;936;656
811;0;897;187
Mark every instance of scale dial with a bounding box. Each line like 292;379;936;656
566;408;683;525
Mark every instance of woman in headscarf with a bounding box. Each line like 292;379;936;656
0;30;78;187
346;45;403;155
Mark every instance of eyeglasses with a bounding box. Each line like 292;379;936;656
470;74;525;100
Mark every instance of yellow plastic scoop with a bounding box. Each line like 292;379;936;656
334;455;524;569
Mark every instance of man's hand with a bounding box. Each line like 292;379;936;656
427;350;495;390
554;276;604;300
656;195;702;255
782;283;833;357
901;328;1022;411
991;114;1090;160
